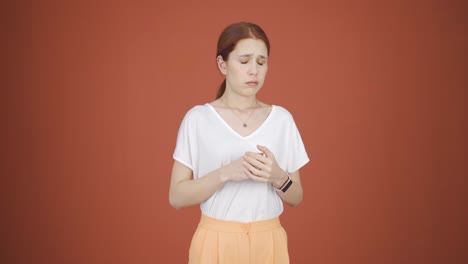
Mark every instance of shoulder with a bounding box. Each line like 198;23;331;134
185;104;210;115
272;105;294;121
180;104;212;122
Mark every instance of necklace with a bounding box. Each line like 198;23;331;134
226;100;259;128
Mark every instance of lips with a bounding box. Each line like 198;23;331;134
246;81;259;86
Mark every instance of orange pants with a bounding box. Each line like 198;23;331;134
189;215;289;264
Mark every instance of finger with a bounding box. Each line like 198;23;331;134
244;167;269;183
243;155;269;171
243;161;268;178
257;145;274;158
245;151;270;164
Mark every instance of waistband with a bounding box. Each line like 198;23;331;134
198;214;282;234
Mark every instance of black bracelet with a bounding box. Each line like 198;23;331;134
275;173;293;193
281;177;293;192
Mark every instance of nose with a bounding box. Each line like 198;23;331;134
248;61;258;76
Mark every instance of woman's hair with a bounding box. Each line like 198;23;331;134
216;22;270;99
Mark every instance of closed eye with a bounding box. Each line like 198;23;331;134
257;59;266;65
239;56;267;65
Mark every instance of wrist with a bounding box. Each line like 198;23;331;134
218;172;228;183
274;172;293;193
217;168;230;183
273;172;289;189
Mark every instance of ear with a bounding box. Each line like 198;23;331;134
216;55;227;75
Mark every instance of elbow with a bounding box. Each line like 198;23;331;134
169;193;183;209
169;198;179;209
289;200;302;207
169;192;193;209
169;199;183;210
287;194;303;207
288;200;302;207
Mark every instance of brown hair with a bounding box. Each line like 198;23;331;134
215;22;270;99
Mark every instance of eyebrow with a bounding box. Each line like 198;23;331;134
238;54;268;59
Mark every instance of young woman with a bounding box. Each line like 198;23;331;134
169;22;309;264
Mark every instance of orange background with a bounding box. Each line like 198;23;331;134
4;0;467;263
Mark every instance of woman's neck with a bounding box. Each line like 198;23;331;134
219;93;258;110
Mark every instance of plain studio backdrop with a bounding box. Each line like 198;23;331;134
2;0;467;263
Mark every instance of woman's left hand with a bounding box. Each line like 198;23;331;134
243;145;288;189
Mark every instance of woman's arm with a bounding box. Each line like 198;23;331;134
169;159;250;209
169;161;224;209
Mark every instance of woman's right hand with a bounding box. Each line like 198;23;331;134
219;158;250;182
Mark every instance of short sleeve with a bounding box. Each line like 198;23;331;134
286;116;310;173
173;111;194;170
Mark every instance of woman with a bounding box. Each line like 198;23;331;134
169;22;309;264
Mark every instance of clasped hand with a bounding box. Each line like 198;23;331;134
242;145;287;188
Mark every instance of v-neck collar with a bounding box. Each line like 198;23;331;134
206;103;276;139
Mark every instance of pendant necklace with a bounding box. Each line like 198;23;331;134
228;100;259;128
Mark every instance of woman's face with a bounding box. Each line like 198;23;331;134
218;38;269;97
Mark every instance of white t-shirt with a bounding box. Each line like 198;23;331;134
173;103;309;222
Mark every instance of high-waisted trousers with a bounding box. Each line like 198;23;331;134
188;214;289;264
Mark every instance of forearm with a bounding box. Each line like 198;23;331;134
274;171;303;207
169;169;226;209
276;180;303;207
